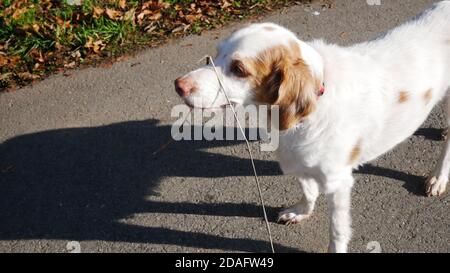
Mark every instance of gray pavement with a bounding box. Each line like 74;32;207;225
0;0;448;253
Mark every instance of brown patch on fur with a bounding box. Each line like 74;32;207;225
423;89;433;105
264;26;276;31
398;91;410;103
348;139;362;166
243;41;320;130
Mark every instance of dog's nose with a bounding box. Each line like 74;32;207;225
174;77;194;97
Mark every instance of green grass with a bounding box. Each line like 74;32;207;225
0;0;301;91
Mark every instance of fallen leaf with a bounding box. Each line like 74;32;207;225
0;55;7;66
221;0;232;9
93;6;104;18
172;25;190;33
37;52;45;63
159;2;171;9
12;7;27;20
148;12;162;21
55;17;71;28
32;23;40;33
85;37;106;54
144;23;157;33
123;8;135;23
185;14;198;23
71;50;81;59
137;9;152;20
106;8;123;20
55;42;63;50
18;72;39;80
64;61;76;68
7;56;21;68
0;72;12;81
95;40;106;51
119;0;127;9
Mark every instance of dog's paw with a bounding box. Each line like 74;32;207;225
426;176;448;197
277;206;310;226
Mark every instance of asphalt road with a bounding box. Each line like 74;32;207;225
0;0;448;253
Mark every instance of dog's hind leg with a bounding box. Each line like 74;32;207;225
426;94;450;196
277;178;319;225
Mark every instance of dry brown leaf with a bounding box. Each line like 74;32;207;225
64;61;76;68
159;2;171;9
137;10;151;20
55;16;64;26
93;6;105;18
8;56;21;67
0;55;7;67
148;12;162;21
123;8;135;23
71;50;81;59
93;40;106;53
106;8;123;20
144;23;156;33
55;17;70;28
12;7;27;20
221;0;232;9
185;15;196;23
18;72;39;80
206;7;217;16
55;42;63;50
37;52;44;63
32;24;40;33
119;0;127;9
85;37;105;54
172;25;187;33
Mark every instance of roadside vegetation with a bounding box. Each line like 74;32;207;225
0;0;325;91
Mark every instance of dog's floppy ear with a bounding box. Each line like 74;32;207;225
251;42;320;130
269;47;318;131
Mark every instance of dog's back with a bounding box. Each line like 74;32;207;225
309;1;450;164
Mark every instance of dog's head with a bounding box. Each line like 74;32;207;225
174;23;324;130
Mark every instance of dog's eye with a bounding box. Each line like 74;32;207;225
230;60;249;78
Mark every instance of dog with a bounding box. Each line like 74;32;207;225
174;1;450;253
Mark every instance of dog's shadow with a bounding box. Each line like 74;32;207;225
0;119;297;252
0;120;439;252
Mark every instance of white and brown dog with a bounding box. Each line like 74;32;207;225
174;1;450;252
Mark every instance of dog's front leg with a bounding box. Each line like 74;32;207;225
277;178;320;225
325;174;354;253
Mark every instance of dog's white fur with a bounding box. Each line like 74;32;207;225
176;1;450;252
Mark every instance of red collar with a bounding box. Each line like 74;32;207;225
318;84;325;97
